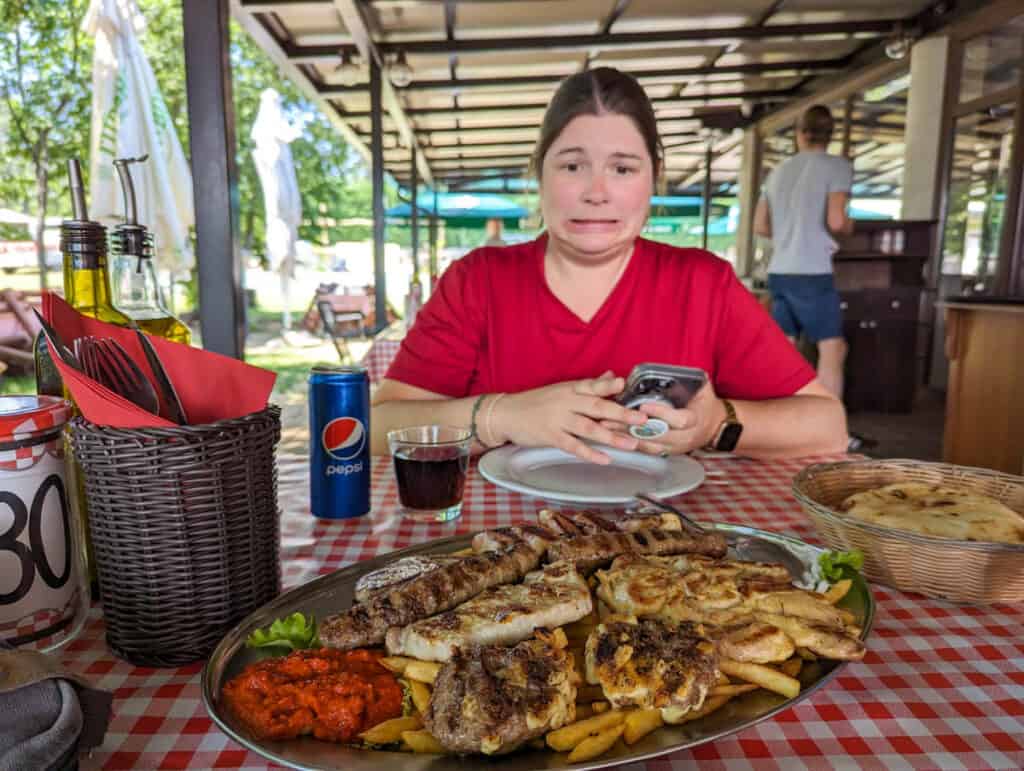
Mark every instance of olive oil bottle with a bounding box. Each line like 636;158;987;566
109;156;191;345
34;159;133;394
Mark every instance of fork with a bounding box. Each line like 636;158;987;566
74;336;161;416
633;493;708;534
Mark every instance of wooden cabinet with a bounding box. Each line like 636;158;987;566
834;220;937;414
942;301;1024;475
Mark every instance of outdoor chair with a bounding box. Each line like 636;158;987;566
316;300;365;364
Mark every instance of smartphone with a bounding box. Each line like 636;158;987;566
616;363;709;440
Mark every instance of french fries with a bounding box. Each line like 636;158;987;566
546;710;625;752
401;729;445;754
359;715;422;744
719;659;800;700
404;660;441;685
567;724;624;763
591;701;610;714
407;679;432;715
664;694;730;725
795;647;818;661
779;657;803;678
379;656;415;675
708;683;760;698
623;708;663;745
822;578;853;605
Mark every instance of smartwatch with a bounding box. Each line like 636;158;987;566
709;398;743;452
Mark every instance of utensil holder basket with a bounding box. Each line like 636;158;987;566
70;406;282;666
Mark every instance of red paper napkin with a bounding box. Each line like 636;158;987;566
43;293;277;429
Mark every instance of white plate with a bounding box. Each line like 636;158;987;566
477;444;705;504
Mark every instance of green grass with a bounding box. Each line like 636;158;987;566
0;373;35;395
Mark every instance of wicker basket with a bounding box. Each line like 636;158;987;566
792;459;1024;604
70;406;282;666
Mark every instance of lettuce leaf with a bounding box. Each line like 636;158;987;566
818;549;864;583
245;612;319;651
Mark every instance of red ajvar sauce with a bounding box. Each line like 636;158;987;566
221;648;404;743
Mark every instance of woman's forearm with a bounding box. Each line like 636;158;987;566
370;394;493;456
731;394;848;459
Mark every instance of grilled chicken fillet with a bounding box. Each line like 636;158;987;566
386;562;593;662
320;541;541;649
585;617;718;722
547;528;728;572
425;631;578;755
596;554;865;662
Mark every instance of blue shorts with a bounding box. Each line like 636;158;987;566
767;273;843;343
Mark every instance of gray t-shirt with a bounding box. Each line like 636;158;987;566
763;151;853;275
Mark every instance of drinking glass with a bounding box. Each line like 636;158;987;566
387;425;472;522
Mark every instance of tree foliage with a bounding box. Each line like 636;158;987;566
0;0;93;285
0;0;373;280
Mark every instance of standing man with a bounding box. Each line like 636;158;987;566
754;105;854;399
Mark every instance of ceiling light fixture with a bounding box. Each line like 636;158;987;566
389;50;413;88
334;49;360;87
884;24;913;60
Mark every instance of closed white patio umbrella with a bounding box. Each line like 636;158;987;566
84;0;194;274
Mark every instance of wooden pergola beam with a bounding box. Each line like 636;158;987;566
317;58;847;95
283;19;896;59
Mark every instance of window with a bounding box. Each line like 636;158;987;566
939;15;1023;296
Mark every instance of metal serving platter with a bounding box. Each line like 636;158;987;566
203;523;875;771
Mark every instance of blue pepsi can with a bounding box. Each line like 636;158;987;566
309;364;371;519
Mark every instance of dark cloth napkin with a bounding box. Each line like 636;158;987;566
43;292;276;429
0;647;112;771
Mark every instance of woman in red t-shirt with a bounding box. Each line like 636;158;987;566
372;68;847;464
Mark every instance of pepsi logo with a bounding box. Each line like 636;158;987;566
322;417;366;461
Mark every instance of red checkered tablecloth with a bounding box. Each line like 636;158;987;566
361;338;401;383
68;453;1024;770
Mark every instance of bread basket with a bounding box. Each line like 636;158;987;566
792;459;1024;604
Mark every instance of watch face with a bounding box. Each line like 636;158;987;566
716;423;743;452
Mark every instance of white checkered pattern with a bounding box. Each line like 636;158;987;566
361;339;402;384
67;452;1024;770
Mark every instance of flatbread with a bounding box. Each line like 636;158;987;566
838;482;1024;544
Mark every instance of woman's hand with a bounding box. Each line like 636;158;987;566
603;382;727;457
489;371;649;464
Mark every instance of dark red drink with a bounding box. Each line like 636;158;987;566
393;446;469;511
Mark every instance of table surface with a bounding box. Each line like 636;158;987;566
68;452;1024;771
361;329;403;383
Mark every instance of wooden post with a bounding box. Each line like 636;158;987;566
182;0;244;358
410;145;420;282
370;58;387;332
701;143;713;251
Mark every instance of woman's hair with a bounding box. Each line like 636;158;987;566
797;105;834;146
531;67;663;182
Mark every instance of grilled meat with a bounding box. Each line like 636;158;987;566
386;562;593;662
320;541;541;650
546;528;728;572
537;508;683;536
424;631;578;755
595;554;865;662
753;612;866;660
584;617;718;722
716;619;795;664
472;525;560;555
353;555;459;604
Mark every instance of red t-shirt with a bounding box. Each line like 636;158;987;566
386;235;814;400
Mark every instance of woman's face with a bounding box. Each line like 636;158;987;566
540;113;655;262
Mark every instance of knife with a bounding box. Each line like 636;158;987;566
130;324;188;425
31;307;83;371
